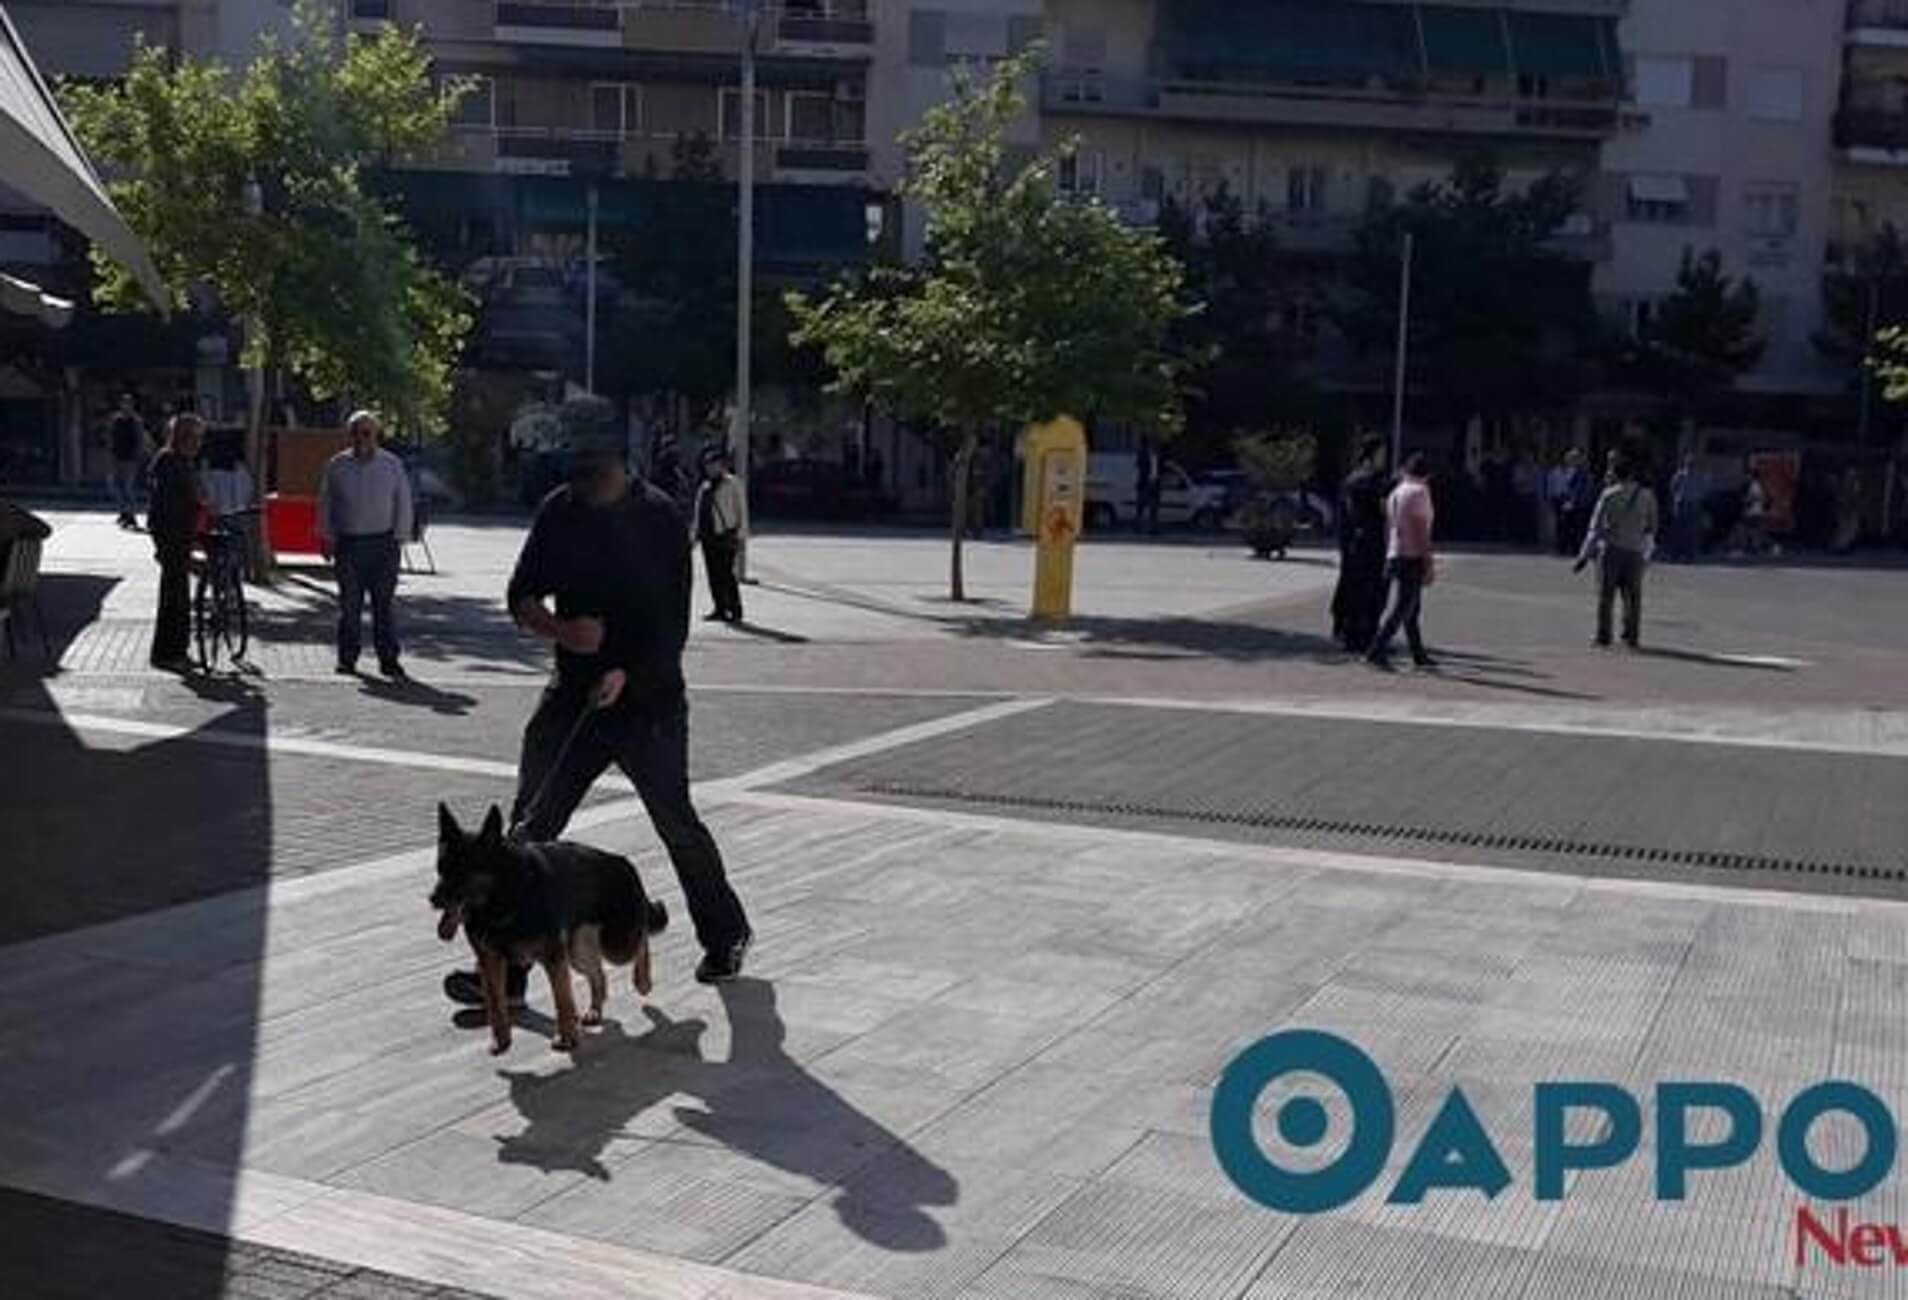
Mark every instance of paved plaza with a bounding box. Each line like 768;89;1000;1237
3;506;1908;1299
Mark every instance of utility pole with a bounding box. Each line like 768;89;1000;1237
1390;230;1414;469
585;182;598;395
733;0;760;580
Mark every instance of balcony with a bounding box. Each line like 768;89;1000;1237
1837;109;1908;161
1849;0;1908;45
777;1;873;54
495;2;621;48
1042;71;1620;142
775;141;870;179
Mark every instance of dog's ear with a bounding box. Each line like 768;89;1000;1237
438;802;460;842
480;805;505;843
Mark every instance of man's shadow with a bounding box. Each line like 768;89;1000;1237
494;979;957;1251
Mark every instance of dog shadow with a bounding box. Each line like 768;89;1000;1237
492;979;958;1251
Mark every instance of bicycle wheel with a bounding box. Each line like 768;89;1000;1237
193;567;216;671
219;566;248;664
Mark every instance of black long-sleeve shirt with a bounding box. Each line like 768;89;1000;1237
506;482;690;711
148;447;199;556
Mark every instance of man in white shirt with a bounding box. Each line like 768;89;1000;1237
316;410;415;679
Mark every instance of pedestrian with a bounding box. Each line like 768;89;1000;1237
1668;453;1709;562
1730;467;1775;559
1134;439;1161;535
146;413;205;672
1330;434;1389;652
1574;447;1658;649
1365;451;1437;671
1548;449;1591;557
316;410;414;680
440;422;752;1015
694;446;745;623
107;394;148;529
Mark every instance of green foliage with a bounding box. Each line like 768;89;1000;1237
61;1;472;433
1234;430;1317;492
786;47;1193;595
671;131;723;183
1819;225;1908;390
1629;247;1763;409
1342;154;1599;424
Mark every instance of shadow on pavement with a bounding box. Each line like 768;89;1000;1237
0;572;270;1297
358;674;480;715
496;979;958;1252
956;613;1347;663
253;580;545;673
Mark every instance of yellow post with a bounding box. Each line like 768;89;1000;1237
1026;416;1087;621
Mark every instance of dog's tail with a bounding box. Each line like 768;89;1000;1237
644;899;668;935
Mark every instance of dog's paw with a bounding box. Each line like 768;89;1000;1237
553;1034;579;1053
490;1038;511;1056
581;1008;603;1028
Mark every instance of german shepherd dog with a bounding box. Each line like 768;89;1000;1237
431;803;667;1054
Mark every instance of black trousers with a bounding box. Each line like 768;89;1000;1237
500;685;749;994
1598;547;1644;646
1368;557;1429;661
152;545;191;663
701;536;743;620
1331;544;1387;650
335;534;401;669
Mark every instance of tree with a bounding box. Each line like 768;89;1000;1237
1157;187;1316;461
1341;155;1600;436
788;48;1193;600
62;0;473;549
1629;247;1763;424
1818;224;1908;442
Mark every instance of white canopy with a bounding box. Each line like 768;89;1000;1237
0;4;166;311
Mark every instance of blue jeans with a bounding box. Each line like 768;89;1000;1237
334;534;401;669
1368;557;1428;662
110;459;141;519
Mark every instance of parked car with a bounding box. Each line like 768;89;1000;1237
1086;454;1228;531
1194;469;1335;536
748;458;895;520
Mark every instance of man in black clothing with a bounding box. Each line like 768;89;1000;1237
443;433;752;1010
108;395;147;529
1330;435;1389;652
147;414;204;671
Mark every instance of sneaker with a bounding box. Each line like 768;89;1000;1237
334;661;358;676
380;661;409;682
1412;655;1439;670
695;932;753;985
703;610;727;622
149;655;194;674
1363;652;1396;672
443;969;526;1009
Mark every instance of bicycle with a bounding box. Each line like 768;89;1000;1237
192;507;257;671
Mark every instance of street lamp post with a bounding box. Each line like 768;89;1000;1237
585;182;599;395
1390;229;1414;471
733;0;760;581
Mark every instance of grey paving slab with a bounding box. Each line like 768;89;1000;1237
1239;1219;1538;1300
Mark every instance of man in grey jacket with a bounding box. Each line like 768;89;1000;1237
1574;448;1658;649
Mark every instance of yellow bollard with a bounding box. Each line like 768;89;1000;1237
1025;416;1087;621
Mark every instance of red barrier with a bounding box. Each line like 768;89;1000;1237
265;493;322;558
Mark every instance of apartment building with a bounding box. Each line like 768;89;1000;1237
1597;0;1846;400
1834;1;1908;259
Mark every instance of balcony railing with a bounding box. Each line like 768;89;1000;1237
1838;109;1908;154
496;3;620;33
1043;70;1620;140
776;142;869;173
1850;0;1908;31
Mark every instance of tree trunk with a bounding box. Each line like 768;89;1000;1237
947;432;975;602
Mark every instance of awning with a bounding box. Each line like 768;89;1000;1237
1628;173;1688;204
0;5;166;310
0;270;71;327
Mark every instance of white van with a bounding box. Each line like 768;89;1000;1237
1085;453;1228;531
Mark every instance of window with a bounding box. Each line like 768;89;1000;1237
1747;67;1804;122
1633;55;1694;108
786;92;864;144
590;83;641;137
1058;150;1103;198
1625;173;1689;223
718;88;772;142
451;76;493;129
1287;165;1328;216
1743;182;1799;237
945;10;1006;76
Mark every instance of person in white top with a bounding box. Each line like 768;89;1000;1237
1365;452;1437;671
316;410;415;679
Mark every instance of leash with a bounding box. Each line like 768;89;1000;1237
507;695;604;842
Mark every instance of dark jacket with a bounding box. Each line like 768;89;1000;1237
1338;466;1388;557
148;447;199;555
507;481;691;710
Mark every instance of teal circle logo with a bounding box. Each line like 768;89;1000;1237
1210;1030;1395;1213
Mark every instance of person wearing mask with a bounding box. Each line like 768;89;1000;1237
316;410;414;680
694;446;745;623
441;422;753;1013
1330;435;1390;652
1575;447;1659;649
107;394;149;529
1365;452;1437;671
146;414;205;672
